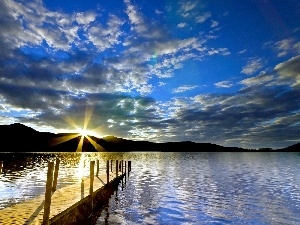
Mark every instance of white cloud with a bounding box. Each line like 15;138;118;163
274;38;300;57
179;1;198;13
177;23;187;28
264;38;300;58
155;9;162;15
87;14;124;51
240;74;274;87
172;85;199;93
124;0;166;39
241;58;263;75
137;84;153;95
274;55;300;88
215;81;233;88
76;12;96;26
0;0;83;51
238;49;247;54
211;20;219;28
208;48;230;56
125;0;145;32
195;12;211;23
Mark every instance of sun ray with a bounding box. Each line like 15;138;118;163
86;125;105;138
50;134;81;146
64;117;81;130
76;135;85;152
85;136;106;152
55;105;106;152
83;106;93;130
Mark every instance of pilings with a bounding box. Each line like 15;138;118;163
96;160;99;177
0;158;132;225
52;159;60;192
43;162;54;225
106;160;109;184
90;161;95;209
46;158;131;224
128;161;131;172
0;161;3;173
116;160;118;177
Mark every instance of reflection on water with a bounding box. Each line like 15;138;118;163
94;152;300;225
0;152;126;209
1;152;300;224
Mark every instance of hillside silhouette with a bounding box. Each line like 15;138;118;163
0;123;298;152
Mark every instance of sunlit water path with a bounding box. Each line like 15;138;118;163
1;152;300;224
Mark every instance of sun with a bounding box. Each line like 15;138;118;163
77;128;93;137
50;106;106;152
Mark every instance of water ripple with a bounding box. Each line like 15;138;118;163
93;152;300;225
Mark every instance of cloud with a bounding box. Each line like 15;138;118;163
76;11;96;26
3;0;296;150
155;9;162;15
274;55;300;88
241;58;263;75
0;0;103;52
179;1;198;14
239;55;300;89
124;0;166;39
238;49;247;54
214;81;233;88
208;48;230;56
87;14;124;51
14;92;164;139
274;38;300;57
170;82;300;148
211;20;219;28
177;23;187;28
172;85;199;93
239;73;274;87
195;12;211;23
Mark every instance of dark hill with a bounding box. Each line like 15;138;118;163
0;123;298;152
280;143;300;151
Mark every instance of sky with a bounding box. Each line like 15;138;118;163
0;0;299;149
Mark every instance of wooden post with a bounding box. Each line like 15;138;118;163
96;160;99;177
121;160;123;174
116;160;118;178
90;161;95;209
52;158;60;192
81;178;84;199
0;161;3;173
106;160;109;185
125;161;127;176
43;161;54;225
128;161;131;172
124;161;127;183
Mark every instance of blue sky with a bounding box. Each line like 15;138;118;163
0;0;299;149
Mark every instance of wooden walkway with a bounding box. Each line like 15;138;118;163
0;170;125;225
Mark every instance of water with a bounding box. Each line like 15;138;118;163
1;152;300;224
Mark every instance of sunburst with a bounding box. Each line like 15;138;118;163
50;106;106;152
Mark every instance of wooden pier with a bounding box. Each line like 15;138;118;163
0;159;131;225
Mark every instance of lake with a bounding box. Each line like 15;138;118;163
1;152;300;224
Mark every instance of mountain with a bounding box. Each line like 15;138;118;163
0;123;298;152
280;143;300;151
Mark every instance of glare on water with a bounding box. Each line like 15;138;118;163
0;152;300;225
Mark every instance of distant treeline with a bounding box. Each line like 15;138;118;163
0;123;298;152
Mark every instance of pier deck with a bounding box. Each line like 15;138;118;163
0;172;123;225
